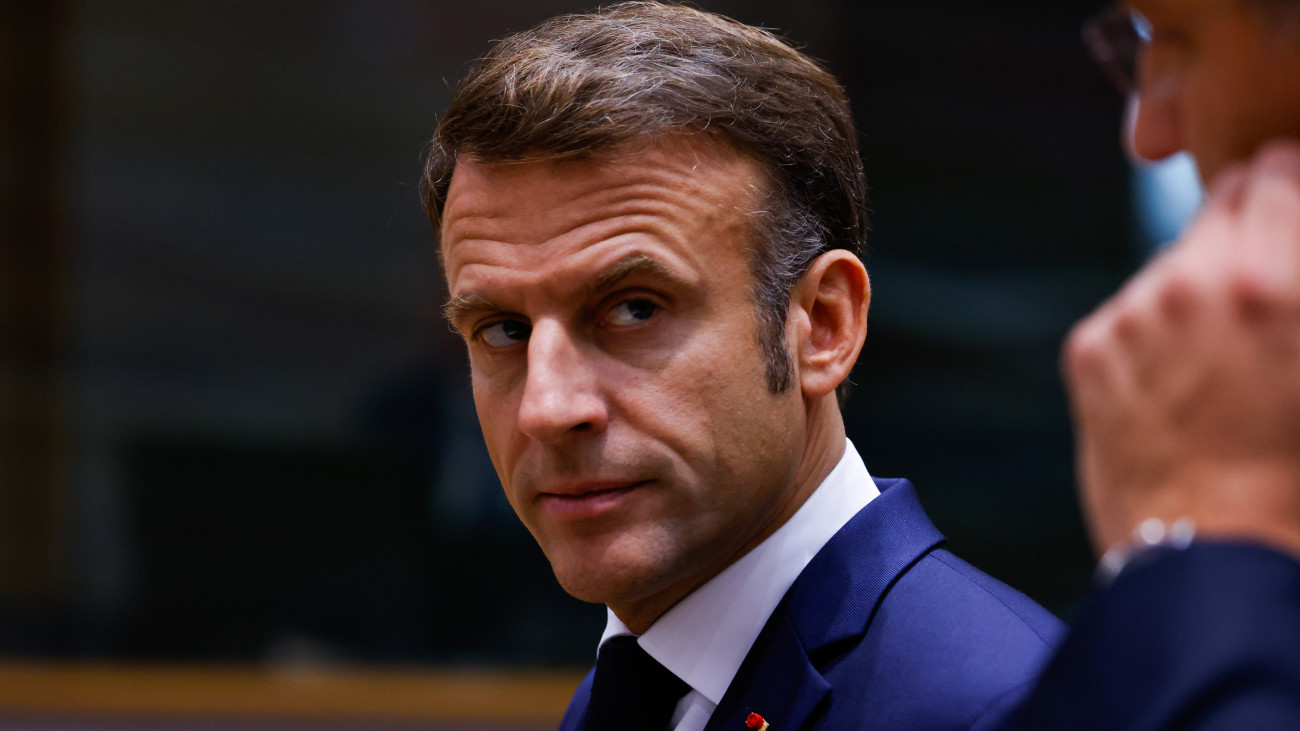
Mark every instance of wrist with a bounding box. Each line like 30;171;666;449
1097;516;1197;585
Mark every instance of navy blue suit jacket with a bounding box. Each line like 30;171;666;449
1002;543;1300;730
559;478;1064;730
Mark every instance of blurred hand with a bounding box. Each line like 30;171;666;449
1064;140;1300;560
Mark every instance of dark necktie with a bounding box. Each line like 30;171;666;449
583;635;690;731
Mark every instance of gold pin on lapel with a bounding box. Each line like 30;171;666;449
745;712;770;730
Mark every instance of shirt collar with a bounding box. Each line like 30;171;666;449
598;438;879;704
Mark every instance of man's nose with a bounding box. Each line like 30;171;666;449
1126;93;1185;164
517;320;609;443
1126;48;1185;163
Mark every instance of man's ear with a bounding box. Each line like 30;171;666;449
788;250;870;399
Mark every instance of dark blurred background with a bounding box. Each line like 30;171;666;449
1;0;1157;683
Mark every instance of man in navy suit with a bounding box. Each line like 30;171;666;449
423;3;1061;729
1003;1;1300;727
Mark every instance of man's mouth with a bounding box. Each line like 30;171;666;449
538;480;651;520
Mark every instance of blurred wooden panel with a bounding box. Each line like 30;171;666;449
0;662;586;725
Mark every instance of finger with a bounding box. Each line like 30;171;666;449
1205;157;1251;212
1147;165;1248;315
1063;300;1138;422
1114;253;1192;388
1237;141;1300;291
1171;162;1248;261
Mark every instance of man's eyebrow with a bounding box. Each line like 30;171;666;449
589;253;681;294
442;253;683;328
442;291;501;329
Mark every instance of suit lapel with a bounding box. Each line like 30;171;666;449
702;612;830;731
788;479;946;651
557;669;593;730
703;479;945;731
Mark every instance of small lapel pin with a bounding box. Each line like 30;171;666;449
745;712;770;730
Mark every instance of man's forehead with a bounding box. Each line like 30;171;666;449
439;136;765;248
1124;0;1168;18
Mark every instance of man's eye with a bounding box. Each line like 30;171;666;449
478;319;531;347
606;299;660;327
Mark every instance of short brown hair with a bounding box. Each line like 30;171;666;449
423;1;868;398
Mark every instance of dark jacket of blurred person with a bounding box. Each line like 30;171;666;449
1006;1;1300;727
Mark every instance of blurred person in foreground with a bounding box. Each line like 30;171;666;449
422;3;1062;730
1003;0;1300;728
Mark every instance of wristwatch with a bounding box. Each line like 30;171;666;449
1097;516;1196;585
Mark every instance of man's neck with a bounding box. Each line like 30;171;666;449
793;396;848;500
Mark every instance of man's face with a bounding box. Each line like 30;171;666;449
1128;0;1300;182
439;136;810;629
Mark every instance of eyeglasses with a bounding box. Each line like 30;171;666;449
1082;5;1154;93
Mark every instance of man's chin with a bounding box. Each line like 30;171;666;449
546;551;675;609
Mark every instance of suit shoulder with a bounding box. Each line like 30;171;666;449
924;549;1065;647
817;548;1064;728
882;548;1064;661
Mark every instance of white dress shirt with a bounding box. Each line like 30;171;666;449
597;438;879;731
